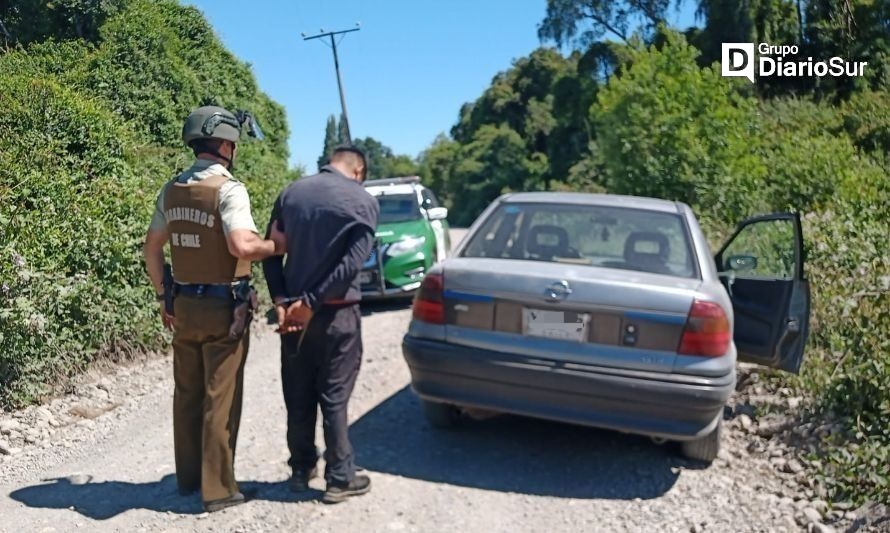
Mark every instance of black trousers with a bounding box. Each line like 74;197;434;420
280;304;362;484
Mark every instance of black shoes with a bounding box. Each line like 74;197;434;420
289;466;319;492
203;488;255;513
322;474;371;504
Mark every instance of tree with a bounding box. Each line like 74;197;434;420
318;115;339;170
593;31;767;222
350;136;419;181
693;0;801;64
538;0;674;46
690;0;804;96
418;134;459;203
337;113;350;145
448;124;547;225
0;0;125;45
803;0;890;94
419;47;606;223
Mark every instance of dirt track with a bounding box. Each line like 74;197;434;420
0;229;838;533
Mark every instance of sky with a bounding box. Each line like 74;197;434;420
184;1;698;171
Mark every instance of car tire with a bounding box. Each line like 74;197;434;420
680;418;721;463
421;399;460;428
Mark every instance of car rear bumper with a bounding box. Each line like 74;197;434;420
402;335;735;440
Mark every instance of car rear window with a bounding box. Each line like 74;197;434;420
462;202;698;278
376;193;421;224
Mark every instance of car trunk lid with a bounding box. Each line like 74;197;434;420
442;258;702;373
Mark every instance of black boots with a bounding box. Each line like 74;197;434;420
289;466;319;492
322;475;371;504
204;490;252;513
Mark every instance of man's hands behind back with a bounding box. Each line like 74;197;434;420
275;299;313;334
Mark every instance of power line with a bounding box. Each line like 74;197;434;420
302;24;361;144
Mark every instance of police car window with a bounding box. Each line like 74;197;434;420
377;194;422;223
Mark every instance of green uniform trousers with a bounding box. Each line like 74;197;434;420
171;294;248;503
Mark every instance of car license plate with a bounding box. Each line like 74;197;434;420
360;272;374;285
522;308;589;342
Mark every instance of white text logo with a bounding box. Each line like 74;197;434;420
722;43;755;83
721;42;867;83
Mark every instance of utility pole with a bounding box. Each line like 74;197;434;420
302;24;360;144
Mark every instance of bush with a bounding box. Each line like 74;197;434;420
800;206;889;503
593;33;767;224
0;0;293;407
0;73;159;405
591;30;889;503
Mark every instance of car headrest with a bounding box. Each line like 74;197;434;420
527;225;569;259
624;231;670;264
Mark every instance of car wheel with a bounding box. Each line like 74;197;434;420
680;418;721;463
421;399;460;428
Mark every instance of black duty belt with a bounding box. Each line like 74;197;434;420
174;283;234;300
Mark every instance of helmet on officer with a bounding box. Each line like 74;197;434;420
182;106;242;146
182;106;264;168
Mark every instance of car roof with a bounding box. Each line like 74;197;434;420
365;183;418;196
501;192;683;214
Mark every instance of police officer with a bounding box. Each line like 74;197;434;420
143;106;286;512
263;145;379;504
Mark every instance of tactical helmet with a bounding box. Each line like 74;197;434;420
182;106;243;147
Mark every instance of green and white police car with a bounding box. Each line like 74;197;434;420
361;177;451;299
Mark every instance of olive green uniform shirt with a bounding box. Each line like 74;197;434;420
150;159;259;235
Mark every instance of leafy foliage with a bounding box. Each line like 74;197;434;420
800;206;889;503
350;137;419;181
538;0;889;96
420;49;599;224
318;115;340;171
0;0;125;45
317;114;420;180
594;33;766;222
586;32;889;504
538;0;672;45
0;0;294;407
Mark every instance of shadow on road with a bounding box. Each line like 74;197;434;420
9;475;201;519
351;386;686;500
8;475;326;520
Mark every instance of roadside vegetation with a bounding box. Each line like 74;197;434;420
418;1;888;505
0;0;296;407
0;0;885;506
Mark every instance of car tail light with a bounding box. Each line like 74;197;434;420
413;273;444;324
678;300;731;357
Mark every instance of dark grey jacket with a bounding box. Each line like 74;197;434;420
263;166;379;309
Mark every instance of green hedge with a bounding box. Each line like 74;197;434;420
0;0;295;407
0;73;155;405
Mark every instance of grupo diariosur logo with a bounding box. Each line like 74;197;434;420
721;43;868;83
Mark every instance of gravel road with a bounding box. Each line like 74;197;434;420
0;229;855;532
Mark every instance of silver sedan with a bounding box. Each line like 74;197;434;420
402;192;810;462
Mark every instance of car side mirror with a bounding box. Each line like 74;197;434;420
427;207;448;221
725;254;758;272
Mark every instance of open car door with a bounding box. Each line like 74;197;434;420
716;213;811;373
